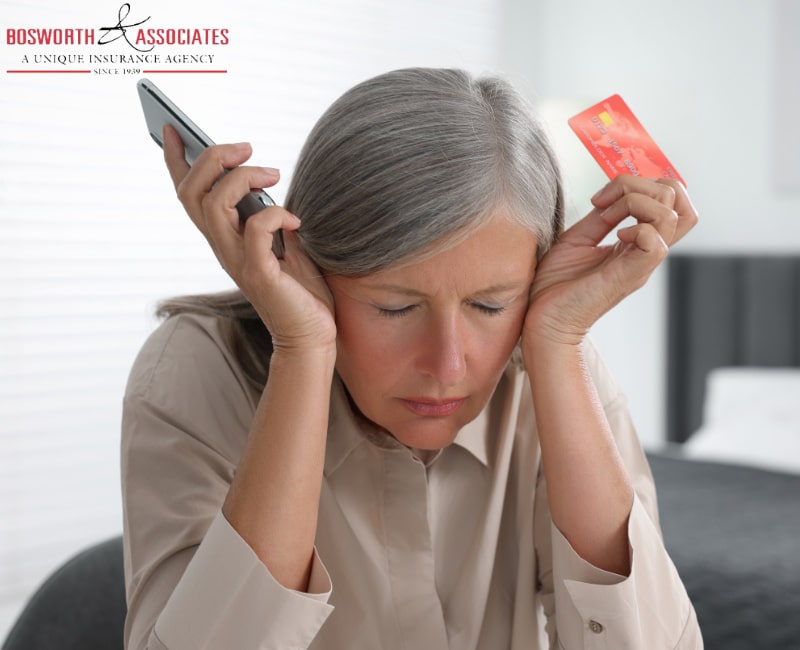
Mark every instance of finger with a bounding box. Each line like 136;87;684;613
162;124;190;187
562;192;678;248
591;175;677;211
557;205;611;246
174;142;258;222
199;173;281;276
200;165;280;237
162;124;191;189
228;207;300;284
240;207;301;284
567;176;678;247
655;179;698;245
279;227;314;279
280;231;335;313
616;221;669;257
600;193;679;246
608;222;669;291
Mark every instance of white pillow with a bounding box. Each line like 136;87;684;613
683;367;800;474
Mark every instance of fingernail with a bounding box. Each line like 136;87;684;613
263;166;280;178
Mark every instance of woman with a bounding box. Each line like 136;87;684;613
122;68;702;648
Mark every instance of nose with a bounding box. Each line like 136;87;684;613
414;312;467;387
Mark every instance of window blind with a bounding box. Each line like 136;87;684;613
0;0;499;636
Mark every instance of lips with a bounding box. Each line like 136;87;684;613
400;397;467;417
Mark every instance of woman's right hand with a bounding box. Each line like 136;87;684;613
162;127;336;590
162;124;336;356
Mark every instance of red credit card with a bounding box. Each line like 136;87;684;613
568;94;685;186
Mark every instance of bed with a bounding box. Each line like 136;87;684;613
646;253;800;650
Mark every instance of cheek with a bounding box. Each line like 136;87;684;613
476;322;522;371
334;311;409;389
469;310;529;381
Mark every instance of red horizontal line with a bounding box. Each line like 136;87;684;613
7;69;92;73
141;69;228;73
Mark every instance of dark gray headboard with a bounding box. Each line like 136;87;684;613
666;254;800;443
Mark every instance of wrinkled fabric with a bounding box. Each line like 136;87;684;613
122;314;702;649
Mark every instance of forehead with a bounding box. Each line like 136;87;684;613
345;214;538;294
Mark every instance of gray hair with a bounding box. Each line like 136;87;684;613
158;68;564;385
285;67;564;274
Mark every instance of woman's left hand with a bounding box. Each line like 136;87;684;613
523;176;698;348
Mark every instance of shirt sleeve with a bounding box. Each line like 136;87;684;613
154;511;333;650
533;339;703;650
121;315;334;650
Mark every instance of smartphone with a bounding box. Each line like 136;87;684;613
136;78;285;258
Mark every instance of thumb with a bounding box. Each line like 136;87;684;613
162;124;191;188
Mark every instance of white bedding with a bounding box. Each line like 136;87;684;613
682;367;800;475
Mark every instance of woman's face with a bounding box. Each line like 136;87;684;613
326;211;538;451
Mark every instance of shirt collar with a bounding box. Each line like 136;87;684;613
324;368;519;476
451;405;489;466
324;375;366;477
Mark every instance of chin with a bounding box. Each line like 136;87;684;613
387;417;466;451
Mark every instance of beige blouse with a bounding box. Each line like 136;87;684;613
121;313;703;649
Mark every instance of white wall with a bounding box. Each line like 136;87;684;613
499;0;800;446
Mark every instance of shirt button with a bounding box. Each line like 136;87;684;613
589;620;604;634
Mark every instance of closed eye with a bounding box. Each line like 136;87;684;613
469;302;507;316
376;304;417;319
376;302;508;319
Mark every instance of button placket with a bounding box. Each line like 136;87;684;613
382;449;449;649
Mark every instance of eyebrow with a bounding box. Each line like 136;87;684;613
362;281;530;299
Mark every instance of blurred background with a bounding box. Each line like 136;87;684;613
1;0;798;641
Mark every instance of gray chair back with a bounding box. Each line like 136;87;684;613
1;536;126;650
